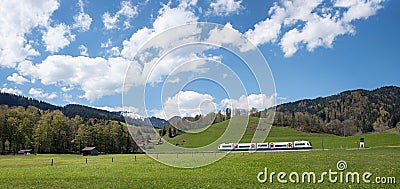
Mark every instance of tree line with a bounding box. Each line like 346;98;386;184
271;86;400;136
0;105;139;155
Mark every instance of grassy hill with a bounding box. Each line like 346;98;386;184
163;116;400;149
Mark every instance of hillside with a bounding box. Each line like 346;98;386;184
161;116;400;149
272;86;400;135
0;92;124;121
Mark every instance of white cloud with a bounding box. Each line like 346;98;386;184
61;86;73;92
245;0;385;57
102;1;138;30
102;12;119;30
62;93;74;103
153;92;276;119
42;23;76;53
78;45;88;56
153;3;198;32
18;55;139;102
166;77;181;84
73;0;92;32
209;0;243;16
29;88;57;99
120;1;202;86
341;0;384;22
107;47;121;57
163;91;217;119
6;73;29;84
244;3;285;46
0;0;59;68
121;1;198;60
16;2;206;102
207;22;255;52
1;87;22;95
101;39;113;48
220;93;276;110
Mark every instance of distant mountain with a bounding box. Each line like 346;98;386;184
62;104;124;122
0;92;58;111
0;92;168;128
272;86;400;135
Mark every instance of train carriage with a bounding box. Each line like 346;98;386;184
218;140;312;151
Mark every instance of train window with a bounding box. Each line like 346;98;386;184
295;143;305;146
222;145;232;148
258;144;269;147
274;144;286;147
239;145;250;148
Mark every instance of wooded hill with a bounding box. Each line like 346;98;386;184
271;86;400;136
0;92;124;121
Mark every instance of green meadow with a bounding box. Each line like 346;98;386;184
0;148;399;188
1;120;399;188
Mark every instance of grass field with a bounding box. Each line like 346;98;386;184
1;118;399;188
0;148;399;188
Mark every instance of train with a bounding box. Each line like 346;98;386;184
218;140;312;151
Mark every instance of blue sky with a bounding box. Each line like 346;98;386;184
0;0;398;119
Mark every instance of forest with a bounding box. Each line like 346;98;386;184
270;86;400;136
0;105;138;155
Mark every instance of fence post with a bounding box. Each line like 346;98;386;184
86;158;87;164
112;157;114;162
51;159;53;166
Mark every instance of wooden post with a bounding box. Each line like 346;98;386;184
51;159;53;166
86;158;88;164
156;153;158;159
134;155;136;161
112;157;114;162
176;153;178;159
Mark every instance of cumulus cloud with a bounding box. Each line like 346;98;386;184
162;91;217;119
42;23;76;53
18;55;138;102
206;22;255;52
16;0;206;102
209;0;243;16
29;88;57;99
245;0;385;57
120;1;204;86
1;87;22;95
152;92;276;119
73;0;92;31
121;2;198;60
0;0;59;68
102;1;138;29
7;73;29;84
220;93;276;111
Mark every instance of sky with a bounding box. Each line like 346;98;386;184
0;0;399;119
